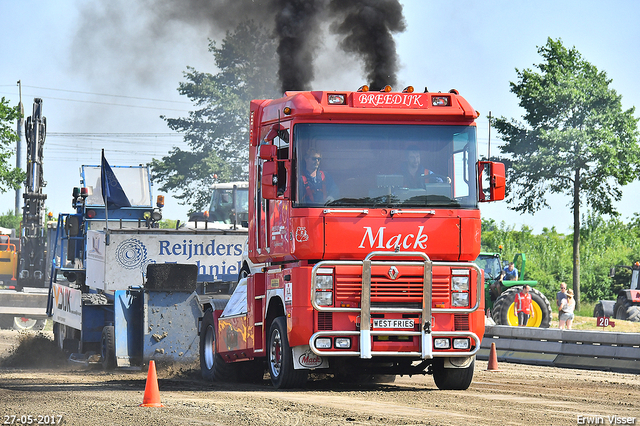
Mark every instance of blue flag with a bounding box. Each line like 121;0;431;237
101;150;131;209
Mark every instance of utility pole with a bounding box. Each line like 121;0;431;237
16;80;24;216
487;111;492;160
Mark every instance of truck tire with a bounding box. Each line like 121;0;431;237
614;296;640;322
101;326;116;370
432;358;474;390
200;308;237;382
491;287;551;328
268;316;307;389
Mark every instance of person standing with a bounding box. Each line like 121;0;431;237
559;289;576;330
514;285;532;326
556;282;568;313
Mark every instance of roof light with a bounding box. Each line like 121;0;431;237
380;85;392;93
357;85;369;92
476;111;481;118
156;195;164;208
283;106;292;115
327;94;346;105
432;96;450;106
402;86;414;93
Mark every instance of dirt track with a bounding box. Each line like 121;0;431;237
0;330;638;426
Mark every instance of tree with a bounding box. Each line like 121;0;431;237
494;38;640;308
0;210;21;230
151;21;279;211
0;97;25;193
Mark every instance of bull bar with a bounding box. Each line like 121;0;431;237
309;251;482;359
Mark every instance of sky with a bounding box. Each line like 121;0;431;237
1;0;639;233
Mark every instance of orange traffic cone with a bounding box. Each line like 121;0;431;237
140;360;164;407
486;342;502;372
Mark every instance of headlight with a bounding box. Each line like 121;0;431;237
315;291;333;306
315;275;333;290
434;338;450;349
316;337;332;349
451;276;469;291
335;338;351;349
452;292;469;307
453;338;470;350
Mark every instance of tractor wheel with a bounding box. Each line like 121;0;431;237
268;316;308;389
613;296;640;322
101;326;116;370
432;358;475;390
593;302;605;318
200;307;237;382
491;287;552;328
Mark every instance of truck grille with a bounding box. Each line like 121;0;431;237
334;264;450;307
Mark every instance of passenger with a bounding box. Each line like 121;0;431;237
299;148;339;204
400;145;449;188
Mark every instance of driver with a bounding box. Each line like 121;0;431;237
299;148;339;204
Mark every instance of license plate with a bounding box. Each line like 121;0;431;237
373;319;414;329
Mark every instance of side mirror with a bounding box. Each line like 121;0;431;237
478;161;505;202
261;160;278;199
259;144;277;160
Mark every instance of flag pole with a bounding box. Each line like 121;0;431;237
102;149;110;245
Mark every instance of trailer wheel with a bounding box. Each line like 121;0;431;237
432;358;474;390
101;326;116;370
268;316;307;389
491;287;551;328
614;296;640;322
593;302;604;318
200;308;237;382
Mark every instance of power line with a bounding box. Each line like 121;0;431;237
23;85;191;104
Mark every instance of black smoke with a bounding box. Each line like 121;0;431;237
329;0;406;91
73;0;406;93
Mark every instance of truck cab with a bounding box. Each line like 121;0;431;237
201;88;505;390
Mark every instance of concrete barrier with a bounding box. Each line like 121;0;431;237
477;325;640;374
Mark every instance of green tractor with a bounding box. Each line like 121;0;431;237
475;251;552;328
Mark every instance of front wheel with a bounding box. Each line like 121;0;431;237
268;317;307;389
432;358;475;390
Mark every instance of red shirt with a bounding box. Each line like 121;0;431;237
515;292;532;314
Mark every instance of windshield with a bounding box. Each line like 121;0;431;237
475;255;502;280
293;123;477;208
82;166;152;207
209;188;249;223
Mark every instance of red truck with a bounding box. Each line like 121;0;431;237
199;87;505;390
